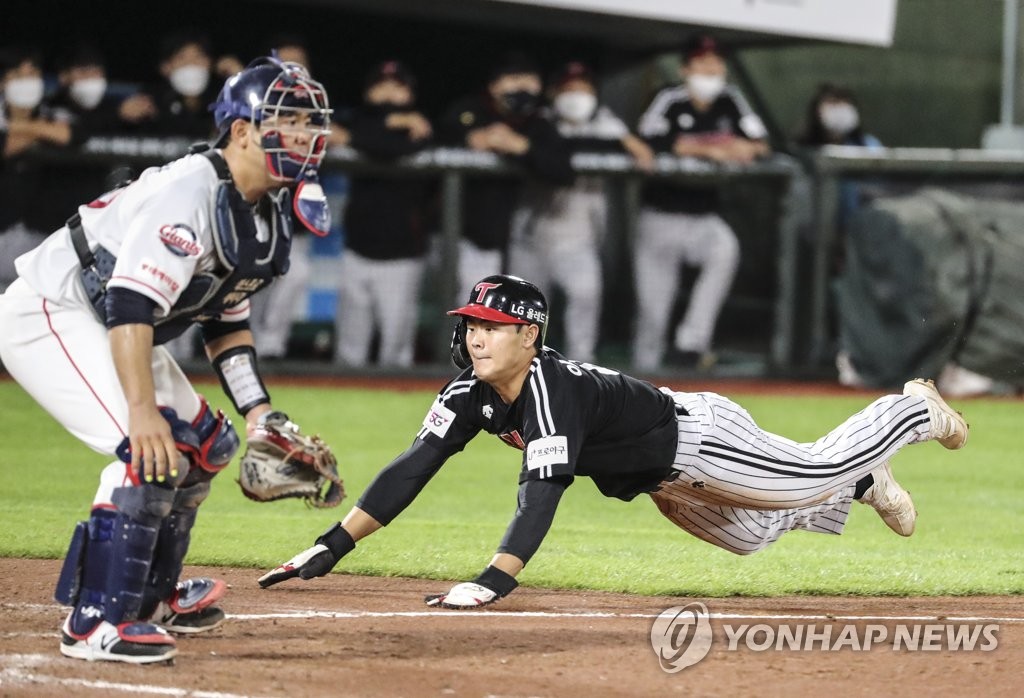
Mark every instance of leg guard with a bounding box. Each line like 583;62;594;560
140;482;211;617
55;509;119;628
103;483;176;624
191;396;240;474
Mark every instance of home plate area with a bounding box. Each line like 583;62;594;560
1;559;1020;697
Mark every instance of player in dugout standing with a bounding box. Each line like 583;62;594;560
0;57;335;663
261;274;969;608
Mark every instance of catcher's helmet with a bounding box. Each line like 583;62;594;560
447;274;549;369
210;56;331;182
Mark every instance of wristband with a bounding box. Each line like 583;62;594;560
212;345;270;415
473;565;519;598
315;521;356;559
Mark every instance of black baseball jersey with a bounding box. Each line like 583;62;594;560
637;84;767;214
355;347;683;565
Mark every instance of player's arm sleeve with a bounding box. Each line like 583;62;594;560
105;181;209;316
521;119;575;185
637;89;678;153
349;112;428;158
496;475;572;565
724;87;769;142
355;438;451;526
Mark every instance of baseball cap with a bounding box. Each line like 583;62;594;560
488;50;541;83
447;275;548;327
365;60;415;90
549;60;594;89
682;34;722;61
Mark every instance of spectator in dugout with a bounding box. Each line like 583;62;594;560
0;46;72;292
509;60;653;363
438;50;574;302
120;31;242;139
46;44;137;225
334;60;433;368
633;34;769;372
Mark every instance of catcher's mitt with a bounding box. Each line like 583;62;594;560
238;412;345;508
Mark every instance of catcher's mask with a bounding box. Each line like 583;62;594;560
447;274;549;370
210;56;333;235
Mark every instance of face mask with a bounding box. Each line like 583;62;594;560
819;103;859;136
169;64;210;97
499;89;540;117
686;74;725;103
554;91;597;123
4;77;45;110
70;77;107;110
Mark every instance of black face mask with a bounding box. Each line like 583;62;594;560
499;90;539;117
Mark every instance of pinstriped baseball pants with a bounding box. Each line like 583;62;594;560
651;390;931;555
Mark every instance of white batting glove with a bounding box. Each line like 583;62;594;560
425;582;499;609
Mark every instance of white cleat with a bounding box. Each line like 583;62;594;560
903;378;969;450
60;615;177;664
859;462;917;537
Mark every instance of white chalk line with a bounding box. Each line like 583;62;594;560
7;601;1023;624
0;654;273;698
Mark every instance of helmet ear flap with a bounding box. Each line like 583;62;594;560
450;318;471;370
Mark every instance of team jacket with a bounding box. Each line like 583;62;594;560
357;348;690;564
343;103;432;260
637;84;767;214
438;94;574;250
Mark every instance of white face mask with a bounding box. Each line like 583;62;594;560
4;76;45;110
819;103;860;136
70;77;107;110
169;64;210;97
686;74;725;103
554;91;597;123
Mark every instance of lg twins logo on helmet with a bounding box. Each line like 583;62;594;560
158;224;203;257
473;281;502;303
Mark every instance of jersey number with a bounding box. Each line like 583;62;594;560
559;360;619;377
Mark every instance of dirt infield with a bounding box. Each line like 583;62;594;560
1;559;1020;697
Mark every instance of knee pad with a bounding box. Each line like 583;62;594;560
190;396;240;475
114;406;199;486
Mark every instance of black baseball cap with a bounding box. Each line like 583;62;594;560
550;61;594;89
682;34;723;61
365;60;416;90
488;50;541;83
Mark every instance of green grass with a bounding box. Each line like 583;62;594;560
1;380;1021;597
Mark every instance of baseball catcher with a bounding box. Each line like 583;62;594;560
260;276;967;609
0;56;336;664
239;411;344;508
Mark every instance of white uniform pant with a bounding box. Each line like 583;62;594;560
509;189;604;362
0;279;202;507
250;234;312;358
456;239;503;305
632;210;740;370
335;250;425;367
652;389;931;555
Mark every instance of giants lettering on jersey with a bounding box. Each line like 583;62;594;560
158;224;203;258
422;399;456;439
525;436;569;478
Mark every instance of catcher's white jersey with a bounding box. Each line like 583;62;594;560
16;153;250;322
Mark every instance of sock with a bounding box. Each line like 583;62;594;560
853;473;875;500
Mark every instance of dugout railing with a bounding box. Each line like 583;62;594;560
24;137;803;373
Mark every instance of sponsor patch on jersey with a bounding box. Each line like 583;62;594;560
525;435;569;473
421;399;457;439
139;258;181;295
482;405;494;420
158;223;203;258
